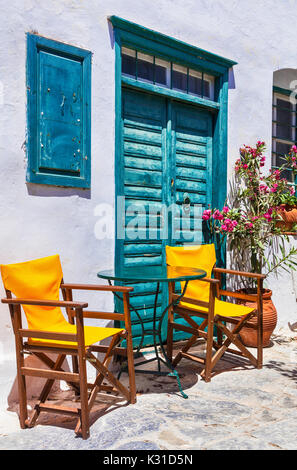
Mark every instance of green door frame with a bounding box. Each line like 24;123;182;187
110;15;236;269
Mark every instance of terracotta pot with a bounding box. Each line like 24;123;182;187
276;204;297;231
237;289;277;347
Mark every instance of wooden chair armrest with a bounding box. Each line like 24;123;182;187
213;267;266;280
199;277;220;285
1;298;88;309
61;283;133;293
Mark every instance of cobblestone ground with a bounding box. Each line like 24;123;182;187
0;333;296;450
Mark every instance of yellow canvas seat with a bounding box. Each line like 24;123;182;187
166;244;265;382
1;255;136;439
1;255;124;349
180;297;254;318
27;323;124;349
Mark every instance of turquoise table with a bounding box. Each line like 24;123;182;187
98;265;206;398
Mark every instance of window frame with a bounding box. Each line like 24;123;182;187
272;85;296;185
110;15;236;269
26;33;92;189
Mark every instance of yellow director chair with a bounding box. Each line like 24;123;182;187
1;255;136;439
166;244;265;382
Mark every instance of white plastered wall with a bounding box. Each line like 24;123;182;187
0;0;297;369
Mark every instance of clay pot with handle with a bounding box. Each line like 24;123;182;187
276;204;297;231
237;288;277;347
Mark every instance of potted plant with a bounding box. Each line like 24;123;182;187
203;141;297;347
276;193;297;232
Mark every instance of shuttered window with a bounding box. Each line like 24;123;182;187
122;47;215;101
26;34;91;188
272;87;296;184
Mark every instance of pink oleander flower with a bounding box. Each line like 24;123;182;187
243;164;248;169
270;183;278;193
290;186;295;195
202;209;212;220
263;213;272;222
291;145;297;153
213;209;224;220
222;206;230;214
221;224;228;231
259;184;269;193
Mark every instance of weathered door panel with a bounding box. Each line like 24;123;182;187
119;89;168;347
170;101;213;341
116;88;213;347
39;51;83;174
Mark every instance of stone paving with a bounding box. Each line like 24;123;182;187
0;332;297;450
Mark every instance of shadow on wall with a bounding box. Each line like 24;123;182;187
26;183;91;199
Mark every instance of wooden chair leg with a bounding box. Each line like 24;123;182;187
126;333;136;404
166;282;175;362
202;314;215;382
217;327;223;347
76;308;89;440
123;292;136;404
13;305;28;428
16;357;28;429
201;284;215;383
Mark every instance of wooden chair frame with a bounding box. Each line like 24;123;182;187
166;268;265;382
2;282;136;440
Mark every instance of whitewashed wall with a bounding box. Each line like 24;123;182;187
0;0;297;363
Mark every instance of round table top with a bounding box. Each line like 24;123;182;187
97;265;206;283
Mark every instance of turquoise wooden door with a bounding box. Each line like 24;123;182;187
169;100;213;342
116;87;213;347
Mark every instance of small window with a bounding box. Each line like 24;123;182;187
26;34;91;188
188;69;203;96
122;47;136;77
121;47;215;100
172;64;187;92
272;90;296;183
137;52;154;82
155;57;170;86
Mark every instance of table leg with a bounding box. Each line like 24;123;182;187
108;279;189;399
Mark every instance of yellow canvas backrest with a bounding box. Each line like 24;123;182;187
166;244;216;302
0;255;67;331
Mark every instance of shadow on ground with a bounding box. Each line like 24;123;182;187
6;341;257;434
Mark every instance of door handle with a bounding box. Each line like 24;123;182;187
183;193;191;214
183;193;191;206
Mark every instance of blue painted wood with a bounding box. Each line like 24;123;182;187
26;34;91;188
116;88;213;347
109;16;237;74
122;76;220;111
112;18;232;346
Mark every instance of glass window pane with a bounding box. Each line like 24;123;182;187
188;69;202;96
275;98;293;140
155;58;170;87
172;64;187;92
277;98;291;110
137;52;154;82
122;48;136;77
203;74;215;100
276;123;292;140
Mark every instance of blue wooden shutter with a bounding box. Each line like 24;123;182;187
26;34;91;188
